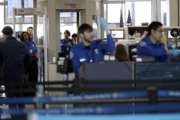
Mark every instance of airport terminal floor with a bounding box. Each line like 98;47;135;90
1;0;180;120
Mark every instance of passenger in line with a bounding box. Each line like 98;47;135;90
0;27;30;120
72;33;78;47
60;30;72;57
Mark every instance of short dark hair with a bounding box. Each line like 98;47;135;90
27;27;33;30
2;26;13;36
72;33;78;38
64;30;71;37
148;21;163;35
78;23;93;34
115;44;129;62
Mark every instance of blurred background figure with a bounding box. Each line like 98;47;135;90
0;26;30;119
26;27;38;56
27;27;33;40
60;30;72;57
25;27;38;97
20;32;29;43
72;33;78;47
115;44;130;62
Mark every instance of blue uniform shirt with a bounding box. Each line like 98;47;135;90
23;40;37;56
72;34;115;75
60;38;72;56
137;36;168;62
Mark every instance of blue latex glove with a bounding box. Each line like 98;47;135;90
172;49;180;57
99;17;109;33
170;44;180;57
106;33;115;52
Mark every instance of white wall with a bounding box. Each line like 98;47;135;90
169;0;180;26
46;0;101;59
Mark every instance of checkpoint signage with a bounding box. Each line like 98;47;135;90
14;8;44;16
64;3;77;9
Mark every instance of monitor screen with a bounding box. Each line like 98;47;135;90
168;31;173;39
111;30;124;39
136;63;180;81
5;0;34;24
7;0;22;17
79;62;133;81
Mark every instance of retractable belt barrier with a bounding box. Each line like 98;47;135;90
1;103;180;115
0;90;180;105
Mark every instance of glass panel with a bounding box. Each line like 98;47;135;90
60;12;78;39
161;0;170;26
107;3;124;23
105;0;152;26
0;4;4;33
125;0;151;26
24;0;33;8
5;0;34;24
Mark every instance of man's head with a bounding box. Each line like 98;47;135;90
2;26;13;37
72;33;78;45
148;21;163;42
27;27;33;35
64;30;71;39
27;27;33;39
78;23;93;45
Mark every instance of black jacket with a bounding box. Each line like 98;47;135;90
0;36;30;83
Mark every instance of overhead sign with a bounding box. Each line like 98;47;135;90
15;8;44;15
64;3;77;9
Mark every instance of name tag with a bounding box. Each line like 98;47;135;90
80;58;86;62
30;49;33;53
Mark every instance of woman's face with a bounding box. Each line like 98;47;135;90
151;27;164;42
23;33;29;40
72;36;78;42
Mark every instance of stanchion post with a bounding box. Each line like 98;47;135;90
36;84;44;108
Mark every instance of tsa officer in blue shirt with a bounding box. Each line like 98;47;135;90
60;30;72;57
27;27;38;56
27;27;38;87
72;23;115;76
137;21;168;62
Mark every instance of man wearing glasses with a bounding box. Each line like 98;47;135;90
137;21;168;62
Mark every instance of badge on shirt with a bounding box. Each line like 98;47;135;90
80;58;86;62
70;51;74;59
94;49;99;55
90;59;93;63
30;49;33;53
139;42;147;47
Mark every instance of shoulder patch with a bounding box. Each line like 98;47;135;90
94;48;99;55
70;51;74;58
139;41;147;47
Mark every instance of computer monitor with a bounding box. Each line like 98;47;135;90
111;30;124;39
79;62;133;81
168;31;173;39
128;27;148;36
135;63;180;81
